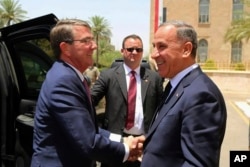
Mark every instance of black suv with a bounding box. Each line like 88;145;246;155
0;14;58;167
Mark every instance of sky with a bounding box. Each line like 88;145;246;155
19;0;151;55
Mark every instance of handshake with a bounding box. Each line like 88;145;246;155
123;135;145;162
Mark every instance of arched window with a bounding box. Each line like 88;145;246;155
231;41;242;63
198;39;208;63
233;0;244;20
199;0;210;23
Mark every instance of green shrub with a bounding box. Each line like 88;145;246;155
202;59;217;70
233;63;246;71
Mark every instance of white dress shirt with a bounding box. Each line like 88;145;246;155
123;64;144;135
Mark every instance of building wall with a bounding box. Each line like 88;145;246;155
150;0;250;66
205;71;250;93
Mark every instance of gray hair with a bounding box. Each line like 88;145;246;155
159;20;197;57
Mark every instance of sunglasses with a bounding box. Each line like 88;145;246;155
125;47;143;53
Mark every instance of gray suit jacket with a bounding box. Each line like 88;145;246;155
91;64;163;134
141;67;227;167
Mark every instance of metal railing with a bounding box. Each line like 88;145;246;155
198;61;250;71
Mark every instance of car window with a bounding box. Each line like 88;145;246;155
15;39;55;95
21;52;47;90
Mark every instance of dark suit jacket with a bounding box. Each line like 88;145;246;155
31;61;125;167
141;67;227;167
91;64;163;134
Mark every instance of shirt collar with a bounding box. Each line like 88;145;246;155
170;64;199;88
65;62;85;81
123;63;140;76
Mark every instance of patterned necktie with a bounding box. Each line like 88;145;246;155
83;76;96;124
125;71;137;130
83;76;91;104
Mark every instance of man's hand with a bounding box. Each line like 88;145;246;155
123;135;145;161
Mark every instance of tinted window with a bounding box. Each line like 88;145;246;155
15;39;55;96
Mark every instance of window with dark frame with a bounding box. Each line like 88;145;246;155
232;0;244;21
198;39;208;63
199;0;210;23
231;41;242;63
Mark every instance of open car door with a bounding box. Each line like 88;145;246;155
0;13;58;167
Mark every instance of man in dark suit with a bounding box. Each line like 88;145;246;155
31;19;144;167
141;21;227;167
91;34;163;167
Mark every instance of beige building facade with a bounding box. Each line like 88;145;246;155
150;0;250;70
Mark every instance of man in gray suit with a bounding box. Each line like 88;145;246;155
91;34;163;167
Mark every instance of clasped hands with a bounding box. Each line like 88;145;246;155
123;135;145;161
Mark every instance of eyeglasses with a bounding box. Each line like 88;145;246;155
65;37;95;45
125;47;143;53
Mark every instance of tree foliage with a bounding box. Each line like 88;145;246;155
88;15;112;67
98;39;115;57
225;0;250;42
0;0;27;27
225;15;250;42
97;50;121;70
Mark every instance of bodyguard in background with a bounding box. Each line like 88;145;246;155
91;34;163;167
141;21;227;167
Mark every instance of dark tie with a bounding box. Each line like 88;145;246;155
164;82;172;99
83;76;91;103
83;76;97;125
151;81;172;125
125;71;137;130
158;82;172;111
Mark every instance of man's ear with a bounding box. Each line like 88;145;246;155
183;42;192;57
60;42;70;57
121;48;124;53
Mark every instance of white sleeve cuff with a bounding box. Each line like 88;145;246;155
123;143;129;162
109;133;129;162
109;133;121;142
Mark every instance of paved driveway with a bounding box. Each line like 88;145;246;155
220;91;250;167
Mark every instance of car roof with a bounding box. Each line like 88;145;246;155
110;58;151;69
0;13;58;39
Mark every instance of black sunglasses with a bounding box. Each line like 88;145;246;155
125;47;143;53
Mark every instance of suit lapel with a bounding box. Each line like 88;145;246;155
115;65;128;99
62;61;97;126
140;67;150;103
146;67;202;138
115;66;150;101
148;86;183;136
